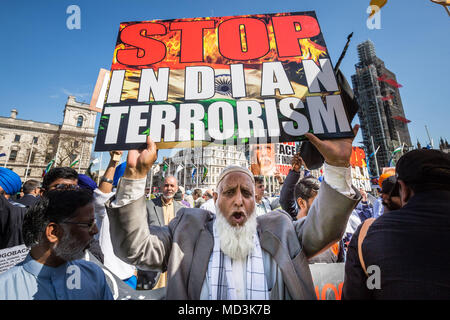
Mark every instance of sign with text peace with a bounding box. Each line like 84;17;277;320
94;11;354;151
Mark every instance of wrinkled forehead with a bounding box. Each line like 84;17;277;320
219;172;255;192
163;177;178;186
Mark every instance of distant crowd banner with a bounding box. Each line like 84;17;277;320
276;142;298;176
350;147;371;192
309;263;345;300
95;11;354;151
0;245;30;274
250;144;276;176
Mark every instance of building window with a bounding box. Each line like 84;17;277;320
28;149;35;163
74;141;79;148
45;153;53;163
77;116;84;128
14;135;20;142
25;168;32;177
9;150;17;161
32;137;38;144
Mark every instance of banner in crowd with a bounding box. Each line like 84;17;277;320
309;263;345;300
276;142;298;176
350;147;371;192
94;11;354;151
250;144;276;176
0;245;30;274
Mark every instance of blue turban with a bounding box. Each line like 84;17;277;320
78;174;98;191
0;167;22;195
113;162;127;187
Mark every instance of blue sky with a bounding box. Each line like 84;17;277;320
1;0;449;164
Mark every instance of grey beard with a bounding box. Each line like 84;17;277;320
53;225;89;262
215;206;257;261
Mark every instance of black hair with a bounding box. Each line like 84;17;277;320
22;188;93;247
42;167;78;191
193;188;203;197
294;176;320;202
174;189;182;201
22;179;41;194
254;175;265;185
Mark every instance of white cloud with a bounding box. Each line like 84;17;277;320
61;88;90;99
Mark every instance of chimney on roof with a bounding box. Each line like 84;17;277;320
10;109;18;119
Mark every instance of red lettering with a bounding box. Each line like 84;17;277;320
170;20;215;63
337;282;343;300
218;18;269;60
315;285;320;300
351;147;367;167
271;15;320;57
117;22;167;66
321;283;339;300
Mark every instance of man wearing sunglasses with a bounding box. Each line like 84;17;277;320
0;189;113;300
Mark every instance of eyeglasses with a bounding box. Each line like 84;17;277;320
49;184;80;191
61;219;97;232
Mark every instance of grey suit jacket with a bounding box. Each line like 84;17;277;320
146;196;184;227
142;196;185;287
106;181;360;300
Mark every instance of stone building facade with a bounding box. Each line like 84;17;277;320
0;96;97;181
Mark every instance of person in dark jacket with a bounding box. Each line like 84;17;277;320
0;168;26;249
342;149;450;299
16;179;41;207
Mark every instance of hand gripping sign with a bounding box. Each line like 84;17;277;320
94;11;354;152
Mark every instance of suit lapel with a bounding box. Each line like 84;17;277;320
155;197;165;226
259;230;308;300
187;219;214;299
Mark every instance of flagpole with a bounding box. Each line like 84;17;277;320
78;129;87;173
24;139;35;181
371;136;380;176
425;125;434;149
4;144;10;168
334;32;353;74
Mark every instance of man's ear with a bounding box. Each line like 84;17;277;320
45;223;63;244
297;197;306;210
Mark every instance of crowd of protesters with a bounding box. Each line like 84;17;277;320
1;126;449;300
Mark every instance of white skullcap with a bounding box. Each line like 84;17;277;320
216;165;255;189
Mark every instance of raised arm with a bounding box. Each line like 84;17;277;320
98;151;122;194
295;125;362;258
279;153;305;219
105;136;172;272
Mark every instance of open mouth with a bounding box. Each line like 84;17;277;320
231;212;246;225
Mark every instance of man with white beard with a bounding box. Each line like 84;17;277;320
0;189;113;300
106;125;361;299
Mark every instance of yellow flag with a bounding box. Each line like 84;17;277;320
369;0;388;17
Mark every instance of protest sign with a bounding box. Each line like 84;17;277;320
276;142;297;176
0;245;30;274
250;144;276;176
350;147;371;192
309;263;345;300
95;11;354;151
